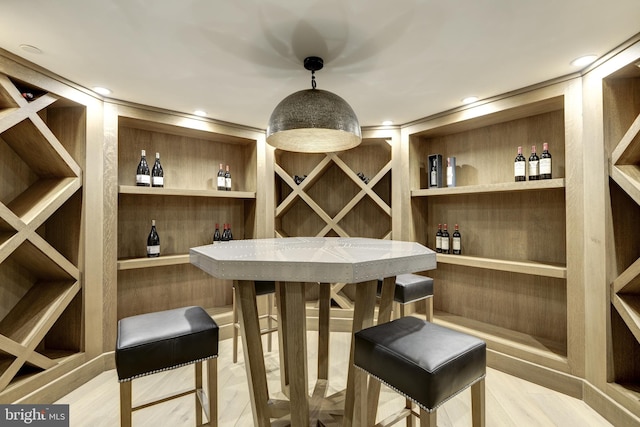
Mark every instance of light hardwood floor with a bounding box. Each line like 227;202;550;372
57;332;612;426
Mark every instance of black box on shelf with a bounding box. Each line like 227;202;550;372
427;154;443;188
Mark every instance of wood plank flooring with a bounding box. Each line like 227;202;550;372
56;332;612;426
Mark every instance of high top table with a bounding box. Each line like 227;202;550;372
191;237;436;426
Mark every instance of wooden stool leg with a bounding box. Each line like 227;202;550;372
399;302;406;319
208;358;218;427
267;293;273;352
195;362;203;426
232;284;239;363
420;408;436;427
471;378;485;427
426;296;434;322
119;381;132;427
405;399;414;427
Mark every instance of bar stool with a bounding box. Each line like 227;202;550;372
354;316;486;426
232;280;278;363
378;273;434;321
116;306;219;427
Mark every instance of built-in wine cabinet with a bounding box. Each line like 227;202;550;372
111;106;262;321
0;71;86;400
405;79;584;393
604;57;640;415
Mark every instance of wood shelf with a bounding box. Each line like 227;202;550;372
434;310;569;372
0;280;80;345
118;185;255;199
612;294;640;344
117;254;190;270
437;254;567;278
612;256;640;294
411;178;565;197
610;164;640;207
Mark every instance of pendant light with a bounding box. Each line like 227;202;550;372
266;56;362;153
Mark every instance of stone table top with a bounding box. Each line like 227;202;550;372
190;237;436;283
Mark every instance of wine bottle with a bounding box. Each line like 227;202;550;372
136;149;151;187
430;159;437;188
217;163;225;190
227;224;233;241
452;224;461;255
528;145;539;181
213;223;221;244
540;142;552;179
514;146;526;182
151;152;164;187
435;224;442;253
146;220;160;257
221;224;230;242
441;223;450;254
446;157;456;187
225;165;232;191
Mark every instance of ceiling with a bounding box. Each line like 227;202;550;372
1;0;639;130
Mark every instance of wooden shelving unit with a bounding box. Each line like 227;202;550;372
405;81;581;377
112;106;262;320
0;72;86;396
603;57;640;412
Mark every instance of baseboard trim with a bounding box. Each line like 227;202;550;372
15;353;112;404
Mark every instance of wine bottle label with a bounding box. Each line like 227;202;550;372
152;176;164;186
225;177;231;189
441;239;449;251
146;245;160;255
453;238;461;251
514;161;526;177
217;176;225;188
430;170;437;186
529;160;539;176
136;174;150;185
436;235;441;249
540;158;551;175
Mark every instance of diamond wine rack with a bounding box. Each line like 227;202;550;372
274;138;393;308
0;72;84;395
605;58;640;401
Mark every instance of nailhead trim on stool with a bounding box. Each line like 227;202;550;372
354;316;486;426
116;306;219;427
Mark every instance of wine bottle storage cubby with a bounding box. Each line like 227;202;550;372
605;57;640;405
431;263;567;366
115;109;260;318
407;83;577;373
0;70;85;397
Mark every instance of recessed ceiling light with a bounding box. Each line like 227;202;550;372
571;55;598;67
382;120;393;126
194;110;207;117
462;96;478;104
93;87;111;96
19;44;42;54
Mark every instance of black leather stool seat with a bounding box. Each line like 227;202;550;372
354;315;486;411
116;306;219;382
377;273;434;303
254;280;276;296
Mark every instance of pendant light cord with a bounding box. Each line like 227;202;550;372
311;70;316;89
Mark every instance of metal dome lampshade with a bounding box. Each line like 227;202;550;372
266;56;362;153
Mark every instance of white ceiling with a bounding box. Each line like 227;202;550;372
1;0;639;130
